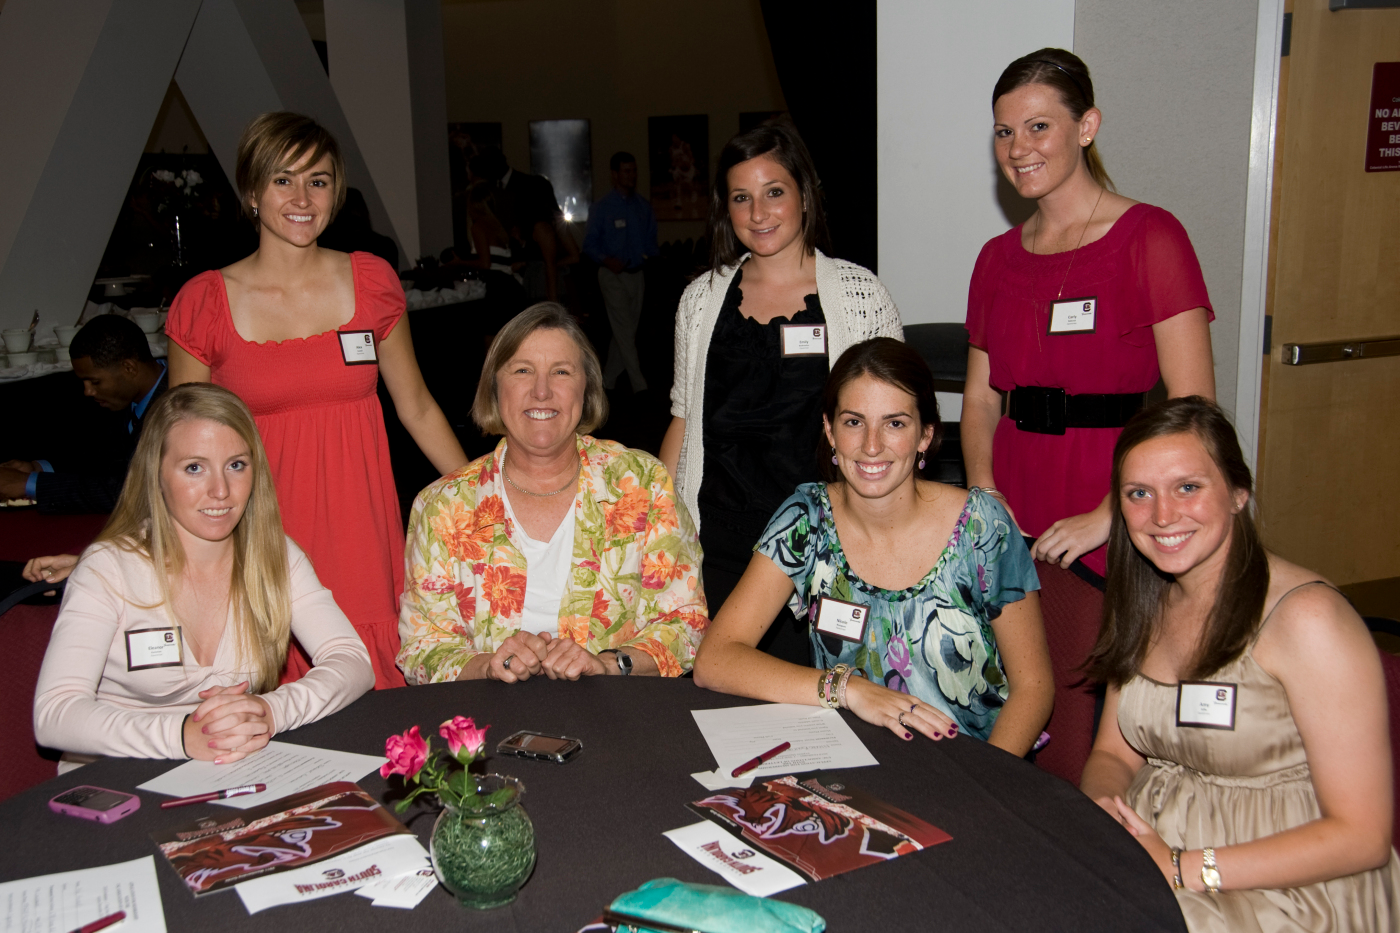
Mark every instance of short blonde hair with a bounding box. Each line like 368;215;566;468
472;303;608;436
98;384;292;693
235;112;347;224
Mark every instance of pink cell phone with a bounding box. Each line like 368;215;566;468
48;785;141;823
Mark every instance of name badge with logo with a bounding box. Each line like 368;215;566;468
780;324;827;357
126;627;183;671
1048;296;1097;334
1176;681;1237;730
614;218;627;229
338;330;377;365
815;596;868;643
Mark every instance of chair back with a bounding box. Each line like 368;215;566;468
1032;560;1104;785
0;604;61;801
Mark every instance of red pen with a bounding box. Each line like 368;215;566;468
159;783;266;808
731;741;792;777
68;910;125;933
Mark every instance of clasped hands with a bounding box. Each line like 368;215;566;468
486;631;609;683
183;681;273;764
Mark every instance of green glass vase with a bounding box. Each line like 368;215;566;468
430;774;536;909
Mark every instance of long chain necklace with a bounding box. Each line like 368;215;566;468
1030;186;1105;351
502;444;581;498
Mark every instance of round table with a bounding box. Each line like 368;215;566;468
0;677;1186;932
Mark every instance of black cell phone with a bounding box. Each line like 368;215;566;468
496;730;583;764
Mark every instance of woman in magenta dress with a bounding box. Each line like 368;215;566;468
962;49;1216;581
167;113;468;688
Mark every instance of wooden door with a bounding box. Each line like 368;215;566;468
1257;0;1400;589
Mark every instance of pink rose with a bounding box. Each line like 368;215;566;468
440;715;489;762
380;725;428;779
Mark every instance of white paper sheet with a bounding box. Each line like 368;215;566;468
136;741;387;808
235;834;430;914
0;855;167;932
663;822;806;897
691;704;878;779
690;769;755;791
355;865;438;909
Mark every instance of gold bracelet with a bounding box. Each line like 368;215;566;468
818;665;848;710
1170;847;1183;890
1200;847;1221;893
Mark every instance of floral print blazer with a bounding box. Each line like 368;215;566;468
397;435;709;683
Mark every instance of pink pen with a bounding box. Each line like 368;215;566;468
159;783;266;808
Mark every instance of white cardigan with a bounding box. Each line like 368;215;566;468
669;249;903;531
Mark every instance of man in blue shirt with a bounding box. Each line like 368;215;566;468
0;314;167;512
583;151;659;393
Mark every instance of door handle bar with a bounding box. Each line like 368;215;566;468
1280;336;1400;365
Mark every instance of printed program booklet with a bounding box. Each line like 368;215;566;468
152;781;411;896
687;772;951;882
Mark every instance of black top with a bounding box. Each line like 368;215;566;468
698;269;827;540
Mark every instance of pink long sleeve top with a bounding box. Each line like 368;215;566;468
33;537;374;760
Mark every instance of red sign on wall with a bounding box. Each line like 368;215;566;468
1366;62;1400;173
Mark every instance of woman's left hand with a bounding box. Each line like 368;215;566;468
844;677;959;741
1113;796;1175;885
1031;496;1112;567
540;636;608;680
191;681;273;763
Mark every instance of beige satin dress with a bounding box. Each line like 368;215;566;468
1119;587;1400;932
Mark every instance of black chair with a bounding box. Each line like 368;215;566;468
903;323;969;487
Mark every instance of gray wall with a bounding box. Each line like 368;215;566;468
1075;0;1261;416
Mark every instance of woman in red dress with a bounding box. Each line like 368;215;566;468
962;49;1216;580
167;113;468;688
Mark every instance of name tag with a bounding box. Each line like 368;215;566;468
126;627;183;671
614;218;627;229
1048;296;1097;334
1176;681;1237;730
338;329;377;365
780;324;827;357
815;596;867;643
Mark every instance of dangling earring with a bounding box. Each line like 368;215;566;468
831;447;838;465
918;452;927;470
252;206;259;218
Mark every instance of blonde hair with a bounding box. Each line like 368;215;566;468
471;302;608;436
97;384;292;692
235;112;347;225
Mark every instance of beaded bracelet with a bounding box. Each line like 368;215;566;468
818;664;849;710
836;667;866;709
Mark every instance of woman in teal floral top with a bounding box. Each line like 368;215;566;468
694;338;1053;755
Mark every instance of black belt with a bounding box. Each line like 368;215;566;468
1004;386;1145;435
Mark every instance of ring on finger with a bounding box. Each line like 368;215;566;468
503;655;514;670
897;712;909;728
909;703;917;713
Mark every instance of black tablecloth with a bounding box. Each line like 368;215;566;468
0;678;1186;932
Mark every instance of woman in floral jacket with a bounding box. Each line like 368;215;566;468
398;303;708;685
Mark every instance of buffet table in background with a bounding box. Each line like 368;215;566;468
0;677;1187;932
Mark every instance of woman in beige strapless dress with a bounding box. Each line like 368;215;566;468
1079;398;1399;933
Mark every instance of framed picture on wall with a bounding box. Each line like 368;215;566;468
447;122;503;249
529;119;593;223
648;115;708;221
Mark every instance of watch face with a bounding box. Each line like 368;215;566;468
1201;867;1221;889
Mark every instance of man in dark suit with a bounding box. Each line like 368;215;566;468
0;315;168;513
470;147;575;302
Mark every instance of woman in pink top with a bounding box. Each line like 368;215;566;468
166;113;468;689
33;385;373;764
962;49;1215;580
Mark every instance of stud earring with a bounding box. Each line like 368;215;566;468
252;206;259;218
1083;137;1092;145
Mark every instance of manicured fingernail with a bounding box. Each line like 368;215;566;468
903;732;912;740
948;726;958;735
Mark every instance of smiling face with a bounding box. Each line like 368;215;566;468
249;151;337;248
159;418;254;547
726;154;806;261
496;327;586;455
993;82;1099;200
1118;432;1250;581
824;374;934;500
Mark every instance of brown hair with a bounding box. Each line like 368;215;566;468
97;384;293;693
707;119;831;272
235;112;347;225
471;302;608;436
993;48;1116;192
1084;397;1269;686
817;338;941;484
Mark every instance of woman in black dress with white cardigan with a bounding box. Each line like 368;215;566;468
659;122;903;660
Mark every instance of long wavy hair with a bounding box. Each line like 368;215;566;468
97;384;292;692
1084;397;1269;686
993;48;1116;192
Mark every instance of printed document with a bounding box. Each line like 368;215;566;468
691;704;877;780
663;822;806;897
137;741;386;808
0;855;166;932
235;834;429;914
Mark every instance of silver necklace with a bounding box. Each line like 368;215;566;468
503;446;581;498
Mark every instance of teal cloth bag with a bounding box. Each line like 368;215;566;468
605;878;825;933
